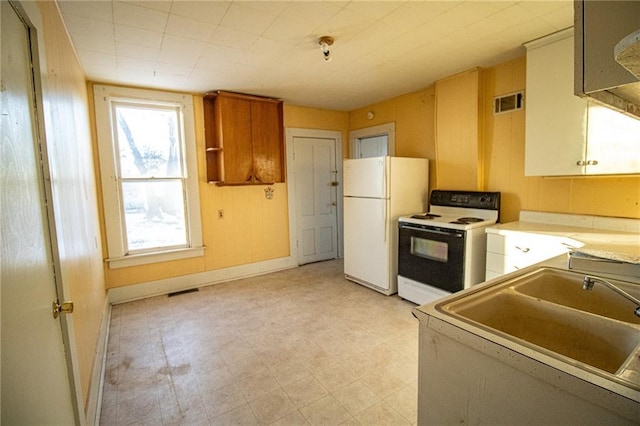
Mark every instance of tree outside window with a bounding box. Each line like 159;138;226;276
113;103;188;253
94;85;202;268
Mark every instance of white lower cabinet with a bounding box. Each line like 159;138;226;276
485;232;569;280
413;312;640;425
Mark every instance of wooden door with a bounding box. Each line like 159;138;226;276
216;95;253;183
1;2;77;422
293;137;339;265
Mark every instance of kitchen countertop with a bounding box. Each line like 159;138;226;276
413;212;640;422
487;214;640;262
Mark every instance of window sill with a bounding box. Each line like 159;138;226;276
106;246;205;269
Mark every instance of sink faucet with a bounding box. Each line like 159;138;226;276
582;275;640;318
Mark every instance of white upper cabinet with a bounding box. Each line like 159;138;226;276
585;105;640;174
525;29;640;176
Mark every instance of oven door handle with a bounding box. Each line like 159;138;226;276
400;225;463;237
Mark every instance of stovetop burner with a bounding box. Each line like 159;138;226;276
400;190;501;231
411;213;441;220
450;217;484;224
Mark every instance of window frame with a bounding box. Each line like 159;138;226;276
349;122;396;159
94;85;203;269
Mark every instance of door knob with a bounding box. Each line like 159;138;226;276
331;181;339;186
52;299;74;319
331;202;337;206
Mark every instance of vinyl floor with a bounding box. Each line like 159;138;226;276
99;259;419;425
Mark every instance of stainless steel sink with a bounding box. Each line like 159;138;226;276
437;267;640;389
514;268;640;324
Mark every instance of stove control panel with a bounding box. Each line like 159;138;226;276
430;190;500;210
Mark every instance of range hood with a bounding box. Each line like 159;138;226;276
574;1;640;119
616;30;640;80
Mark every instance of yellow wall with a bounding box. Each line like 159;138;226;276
102;102;348;288
434;69;483;191
284;104;350;157
98;54;640;290
349;87;437;185
346;58;640;223
37;0;107;413
483;57;640;222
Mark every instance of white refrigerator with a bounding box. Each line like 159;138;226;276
343;156;429;295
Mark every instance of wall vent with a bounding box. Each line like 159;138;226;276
494;91;524;115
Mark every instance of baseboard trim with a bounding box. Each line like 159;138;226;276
107;255;299;304
85;298;111;426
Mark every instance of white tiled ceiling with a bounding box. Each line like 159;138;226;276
57;0;573;111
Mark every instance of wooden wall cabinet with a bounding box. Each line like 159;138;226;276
203;91;284;185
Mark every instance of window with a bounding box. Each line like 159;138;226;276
349;123;395;158
355;134;388;158
94;85;203;268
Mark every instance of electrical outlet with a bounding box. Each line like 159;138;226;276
218;209;224;219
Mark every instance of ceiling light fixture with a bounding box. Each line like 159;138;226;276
319;36;334;62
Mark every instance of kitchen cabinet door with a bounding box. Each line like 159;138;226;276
251;100;284;183
524;30;587;177
215;95;253;183
584;104;640;174
524;29;640;176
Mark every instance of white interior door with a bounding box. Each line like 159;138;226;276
293;136;339;265
1;2;76;423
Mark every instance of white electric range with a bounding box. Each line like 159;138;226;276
397;190;501;305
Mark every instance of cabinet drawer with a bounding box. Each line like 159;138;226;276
486;252;518;275
486;234;506;254
486;232;570;277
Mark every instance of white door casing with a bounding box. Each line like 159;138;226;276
0;2;78;423
286;128;343;265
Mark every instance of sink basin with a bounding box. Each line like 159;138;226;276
513;268;640;324
437;267;640;388
449;291;640;374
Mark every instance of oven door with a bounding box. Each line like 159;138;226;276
398;223;465;293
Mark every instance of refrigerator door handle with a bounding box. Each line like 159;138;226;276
382;157;388;197
383;157;388;242
383;200;388;243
